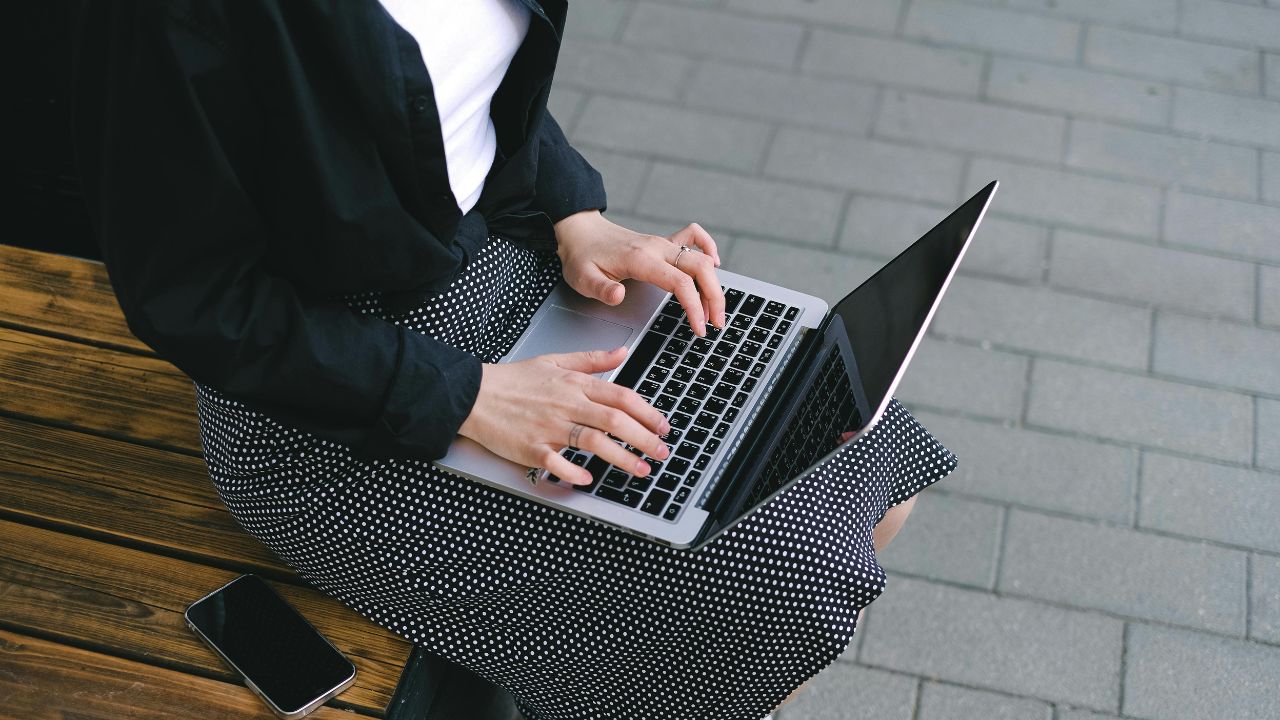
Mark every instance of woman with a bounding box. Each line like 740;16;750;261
73;1;954;718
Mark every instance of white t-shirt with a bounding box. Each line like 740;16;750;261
378;0;532;214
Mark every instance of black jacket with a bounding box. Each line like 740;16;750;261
72;0;606;460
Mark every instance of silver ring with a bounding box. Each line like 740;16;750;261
673;244;691;270
568;423;585;451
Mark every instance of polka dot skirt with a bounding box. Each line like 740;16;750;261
194;236;958;720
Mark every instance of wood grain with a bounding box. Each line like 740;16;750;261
0;520;410;714
0;628;359;720
0;326;201;452
0;243;148;354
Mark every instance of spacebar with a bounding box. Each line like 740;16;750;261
611;331;666;389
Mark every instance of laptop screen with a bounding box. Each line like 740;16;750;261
833;182;997;421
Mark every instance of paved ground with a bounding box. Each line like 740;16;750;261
551;1;1280;718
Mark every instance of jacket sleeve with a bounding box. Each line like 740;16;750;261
531;111;608;222
72;5;480;461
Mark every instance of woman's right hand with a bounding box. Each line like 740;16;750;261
457;347;672;486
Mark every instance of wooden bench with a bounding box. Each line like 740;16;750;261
0;244;418;718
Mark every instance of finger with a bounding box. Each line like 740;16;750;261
670;223;721;267
580;402;664;469
547;347;627;374
584;380;671;446
577;424;653;477
839;431;856;442
676;249;726;329
577;263;626;306
541;447;592;486
633;253;706;336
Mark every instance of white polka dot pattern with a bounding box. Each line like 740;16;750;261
194;237;958;720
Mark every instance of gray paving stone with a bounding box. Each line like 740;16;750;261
1259;266;1280;325
1049;230;1257;320
1263;151;1280;203
1164;191;1280;263
1260;397;1280;471
904;0;1081;62
802;30;984;96
555;36;692;101
1252;553;1280;644
1026;359;1253;463
1005;0;1177;32
987;58;1171;127
686;61;879;134
1057;709;1124;720
967;159;1162;238
1140;453;1280;553
765;127;964;204
841;196;1047;282
895;339;1029;421
875;493;1002;588
568;0;629;39
1125;623;1280;720
726;238;881;303
1084;26;1261;94
859;578;1123;710
931;275;1153;369
575;147;649;213
725;0;903;33
637;163;845;245
1065;119;1258;198
621;3;804;69
574;97;771;173
912;411;1137;524
916;681;1052;720
1180;0;1280;51
999;510;1247;634
1174;87;1280;150
779;663;917;720
1268;53;1280;99
1153;313;1280;395
875;90;1066;162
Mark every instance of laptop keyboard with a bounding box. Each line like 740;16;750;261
744;349;861;509
551;287;801;523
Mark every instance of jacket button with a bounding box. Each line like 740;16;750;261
411;95;430;114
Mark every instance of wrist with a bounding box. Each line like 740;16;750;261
457;363;493;441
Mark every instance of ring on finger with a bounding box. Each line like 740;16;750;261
672;244;691;271
568;423;585;451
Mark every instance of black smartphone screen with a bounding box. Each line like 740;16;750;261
186;575;355;714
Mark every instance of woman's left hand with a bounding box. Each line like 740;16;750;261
554;210;726;337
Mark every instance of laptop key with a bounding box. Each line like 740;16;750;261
730;355;752;371
723;328;745;344
760;349;774;363
666;457;691;475
713;341;735;358
695;412;717;429
713;422;731;439
784;306;799;321
677;397;701;415
653;315;678;334
597;485;643;508
670;412;692;429
646;366;670;382
687;382;710;400
777;320;792;334
675;487;691;504
637;380;660;398
690;338;713;354
663;504;681;521
654;394;677;412
765;301;786;316
612;331;665;390
756;314;777;330
694;454;712;471
705;397;727;415
657;473;681;491
723;407;739;423
685;470;702;487
742;378;757;393
696;368;718;385
627;474;654;492
740;341;761;357
766;334;782;349
741;294;764;317
712;382;735;400
664;338;688;355
676;442;700;459
724;368;745;385
730;314;752;330
748;327;769;343
724;288;744;314
704;355;727;371
686;427;709;444
655;352;678;369
641;489;671;516
680;352;705;368
663;380;687;396
603;469;629;489
704;438;721;454
750;362;766;378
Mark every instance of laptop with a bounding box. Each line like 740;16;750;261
438;181;997;549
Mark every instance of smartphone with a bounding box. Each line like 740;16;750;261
185;574;357;719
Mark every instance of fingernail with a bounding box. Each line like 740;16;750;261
661;420;672;434
634;460;650;476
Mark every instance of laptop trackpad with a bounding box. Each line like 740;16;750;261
505;305;636;370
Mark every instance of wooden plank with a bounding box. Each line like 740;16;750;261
0;520;410;715
0;326;201;453
0;243;149;354
0;627;360;720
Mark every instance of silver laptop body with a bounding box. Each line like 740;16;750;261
438;182;997;548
